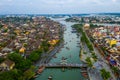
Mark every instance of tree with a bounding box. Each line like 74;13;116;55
0;69;20;80
100;69;111;80
41;40;50;52
0;57;5;63
17;59;32;71
111;66;119;77
8;52;32;71
28;52;40;62
0;71;13;80
85;57;93;67
8;52;23;63
23;66;35;80
0;24;3;29
91;53;98;61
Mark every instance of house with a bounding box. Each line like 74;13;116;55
1;47;12;53
0;59;15;71
84;24;90;30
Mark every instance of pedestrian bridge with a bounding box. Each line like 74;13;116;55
39;63;87;68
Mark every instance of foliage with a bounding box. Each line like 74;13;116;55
90;23;103;28
91;53;98;61
8;52;32;71
5;52;35;80
41;40;50;52
72;24;83;32
72;24;94;51
111;66;119;73
3;29;8;33
16;59;32;71
0;42;7;47
65;18;79;22
85;57;93;67
83;52;87;54
23;66;35;80
101;47;106;51
0;69;21;80
100;69;111;80
0;57;5;63
0;24;3;29
28;49;42;62
8;52;23;63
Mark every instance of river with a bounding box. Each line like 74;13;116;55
35;18;86;80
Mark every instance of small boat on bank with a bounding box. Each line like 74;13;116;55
37;66;45;74
53;55;57;58
33;75;38;78
81;72;88;78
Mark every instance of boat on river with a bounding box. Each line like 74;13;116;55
62;57;68;60
48;75;53;80
62;67;65;72
66;47;70;50
76;45;80;47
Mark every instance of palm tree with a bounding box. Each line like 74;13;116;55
85;57;93;68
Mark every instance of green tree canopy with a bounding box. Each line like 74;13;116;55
8;52;23;63
85;57;93;67
100;69;111;80
28;52;40;62
0;69;20;80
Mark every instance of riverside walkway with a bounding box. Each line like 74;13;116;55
39;63;87;68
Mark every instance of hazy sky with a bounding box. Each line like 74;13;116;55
0;0;120;14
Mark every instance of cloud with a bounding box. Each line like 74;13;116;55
0;0;120;14
112;0;117;2
7;0;13;2
42;0;74;4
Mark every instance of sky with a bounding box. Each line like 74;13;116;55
0;0;120;14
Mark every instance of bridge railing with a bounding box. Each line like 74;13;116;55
39;63;87;68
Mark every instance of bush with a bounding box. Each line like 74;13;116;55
83;52;87;54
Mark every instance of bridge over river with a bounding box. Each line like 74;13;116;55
39;63;87;68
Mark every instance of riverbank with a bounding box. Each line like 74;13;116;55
71;24;104;80
80;35;105;80
82;26;116;80
35;24;65;66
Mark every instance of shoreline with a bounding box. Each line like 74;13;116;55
35;24;65;66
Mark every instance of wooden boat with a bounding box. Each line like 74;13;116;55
82;72;88;78
37;66;45;74
62;57;67;60
48;75;53;80
66;47;70;50
53;55;57;58
33;75;38;78
62;67;65;72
